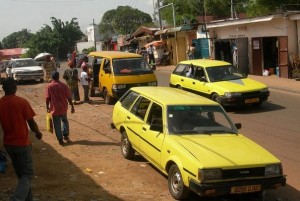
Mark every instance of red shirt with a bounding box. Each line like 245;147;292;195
72;51;76;60
0;95;36;146
45;80;72;116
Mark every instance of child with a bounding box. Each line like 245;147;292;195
80;65;91;103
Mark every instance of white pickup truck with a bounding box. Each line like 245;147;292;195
6;58;44;82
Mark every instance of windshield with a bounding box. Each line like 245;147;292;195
13;59;38;68
206;65;245;82
112;58;152;75
167;105;238;135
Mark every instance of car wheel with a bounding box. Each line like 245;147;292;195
212;93;221;104
121;131;135;159
168;164;190;200
176;85;183;90
103;88;114;105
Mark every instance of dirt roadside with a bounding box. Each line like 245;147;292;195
0;66;174;201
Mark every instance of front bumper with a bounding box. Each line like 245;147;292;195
112;82;157;99
220;92;270;106
14;75;44;81
189;176;286;197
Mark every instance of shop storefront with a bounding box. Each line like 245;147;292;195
206;13;300;78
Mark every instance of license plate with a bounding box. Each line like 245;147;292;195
231;184;261;194
245;98;259;103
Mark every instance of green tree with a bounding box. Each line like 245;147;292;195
26;17;84;59
99;6;153;40
0;41;3;49
2;29;34;49
245;0;300;17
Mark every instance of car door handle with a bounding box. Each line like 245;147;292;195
142;127;147;131
126;116;131;120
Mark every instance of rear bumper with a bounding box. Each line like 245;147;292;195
189;176;286;197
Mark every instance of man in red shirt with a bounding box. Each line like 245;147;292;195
0;77;43;201
46;71;75;145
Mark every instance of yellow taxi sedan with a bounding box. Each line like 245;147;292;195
111;86;285;200
169;59;270;107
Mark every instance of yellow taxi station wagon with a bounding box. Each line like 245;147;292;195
111;86;286;200
169;59;270;107
87;51;157;104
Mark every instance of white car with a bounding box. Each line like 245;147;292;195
6;58;44;82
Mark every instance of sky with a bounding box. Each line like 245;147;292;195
0;0;154;41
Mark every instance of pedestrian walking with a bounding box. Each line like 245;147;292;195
147;44;156;70
43;55;56;82
187;43;195;60
80;65;91;103
63;61;80;104
46;71;75;145
0;77;43;201
72;50;77;67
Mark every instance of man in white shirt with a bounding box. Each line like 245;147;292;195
147;45;156;70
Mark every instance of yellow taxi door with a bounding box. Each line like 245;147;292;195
126;96;151;152
139;102;164;168
188;66;211;96
99;58;113;96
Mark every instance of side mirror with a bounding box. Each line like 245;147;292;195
199;77;207;82
150;124;163;133
104;67;111;74
235;123;242;129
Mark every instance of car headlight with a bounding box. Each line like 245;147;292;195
260;88;269;93
265;164;281;176
148;81;157;86
224;92;242;98
199;169;222;182
112;84;126;90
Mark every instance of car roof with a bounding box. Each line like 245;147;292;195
131;86;219;106
178;59;231;68
88;51;142;59
11;58;34;61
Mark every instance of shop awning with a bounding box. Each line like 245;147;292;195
155;26;187;35
144;40;164;48
206;15;274;28
155;29;168;35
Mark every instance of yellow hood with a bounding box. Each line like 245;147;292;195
172;134;279;168
211;78;267;93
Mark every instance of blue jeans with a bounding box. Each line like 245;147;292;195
4;145;33;201
52;114;69;141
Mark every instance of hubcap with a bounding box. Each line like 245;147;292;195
171;171;182;194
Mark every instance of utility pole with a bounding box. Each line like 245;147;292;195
93;19;97;51
157;0;163;30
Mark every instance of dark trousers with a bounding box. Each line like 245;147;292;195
4;145;33;201
148;54;156;70
82;85;90;101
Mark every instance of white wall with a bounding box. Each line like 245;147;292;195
76;41;103;53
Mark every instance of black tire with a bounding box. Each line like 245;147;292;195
211;93;221;104
103;88;114;105
121;131;135;159
168;164;190;200
177;85;183;90
253;101;263;107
